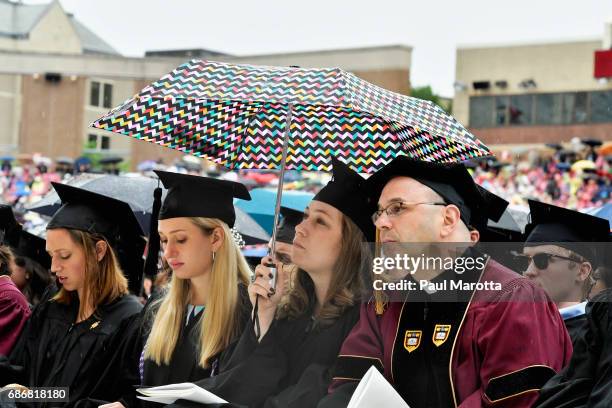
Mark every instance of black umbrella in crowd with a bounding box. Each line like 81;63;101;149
581;138;603;148
26;173;269;244
99;156;124;165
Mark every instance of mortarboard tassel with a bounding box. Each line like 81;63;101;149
143;185;163;278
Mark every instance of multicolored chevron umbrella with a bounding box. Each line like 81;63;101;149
91;60;490;173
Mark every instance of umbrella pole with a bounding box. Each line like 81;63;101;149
269;103;293;268
254;103;292;339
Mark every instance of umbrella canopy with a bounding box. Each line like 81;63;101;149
99;156;124;165
571;159;596;171
176;159;202;172
581;138;602;148
599;142;612;156
488;208;523;233
26;173;270;243
74;156;92;169
26;174;159;232
137;160;158;172
92;60;491;172
556;162;572;171
235;188;313;234
545;143;563;151
234;207;270;244
56;156;74;166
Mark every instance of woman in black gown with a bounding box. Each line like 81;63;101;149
2;183;145;407
186;159;376;408
99;171;253;408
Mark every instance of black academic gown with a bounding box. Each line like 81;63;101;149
536;289;612;408
179;304;361;408
135;287;251;408
75;285;251;408
564;313;588;345
5;293;142;408
143;307;211;385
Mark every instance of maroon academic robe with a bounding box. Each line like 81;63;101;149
0;276;31;356
321;256;573;408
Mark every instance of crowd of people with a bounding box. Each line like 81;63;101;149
0;152;610;407
4;139;612;220
472;141;612;210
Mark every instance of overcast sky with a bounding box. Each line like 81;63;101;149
51;0;612;97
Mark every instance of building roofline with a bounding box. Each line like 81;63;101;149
0;43;413;64
145;47;232;56
457;36;601;50
235;44;413;58
0;0;54;37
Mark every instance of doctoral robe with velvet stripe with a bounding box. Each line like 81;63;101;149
320;257;573;407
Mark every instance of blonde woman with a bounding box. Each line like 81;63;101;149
94;171;253;408
2;184;145;407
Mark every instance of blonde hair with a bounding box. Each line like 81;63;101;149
277;215;366;327
52;230;128;318
145;217;251;368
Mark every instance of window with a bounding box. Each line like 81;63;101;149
562;93;588;124
509;95;533;125
88;134;98;146
470;90;612;128
103;84;113;108
573;92;588;124
101;136;110;150
469;96;494;127
90;82;100;106
591;91;612;123
90;81;113;108
495;96;508;125
535;93;563;125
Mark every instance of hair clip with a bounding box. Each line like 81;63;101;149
230;227;245;249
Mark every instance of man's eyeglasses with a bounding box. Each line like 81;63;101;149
372;201;446;224
520;253;583;270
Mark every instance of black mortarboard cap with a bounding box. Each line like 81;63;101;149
0;204;23;248
47;182;144;243
475;185;508;228
276;206;303;244
47;183;146;293
365;156;485;227
15;231;51;270
472;186;526;242
525;200;610;264
154;170;251;228
0;205;51;269
313;159;375;241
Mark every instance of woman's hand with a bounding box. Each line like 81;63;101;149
248;256;290;339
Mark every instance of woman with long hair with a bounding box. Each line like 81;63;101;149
143;170;252;383
2;183;145;407
192;159;375;408
98;171;253;408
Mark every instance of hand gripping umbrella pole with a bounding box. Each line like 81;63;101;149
254;103;293;339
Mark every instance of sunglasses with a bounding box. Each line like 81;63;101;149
521;253;582;270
